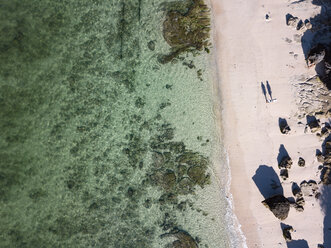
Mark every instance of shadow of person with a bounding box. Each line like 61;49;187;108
252;165;283;199
266;80;273;100
286;239;309;248
277;144;290;165
261;82;269;103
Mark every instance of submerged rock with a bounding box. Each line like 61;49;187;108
262;195;290;220
162;170;177;190
161;228;198;248
177;177;194;195
160;0;210;63
296;196;305;207
147;40;155;51
150;169;177;191
187;165;209;186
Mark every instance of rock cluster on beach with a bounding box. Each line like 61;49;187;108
272;4;331;245
256;5;331;245
320;141;331;185
278;156;292;180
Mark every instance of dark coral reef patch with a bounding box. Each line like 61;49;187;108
159;0;211;64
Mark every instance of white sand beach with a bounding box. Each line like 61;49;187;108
211;0;329;247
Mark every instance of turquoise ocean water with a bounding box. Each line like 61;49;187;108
0;0;236;247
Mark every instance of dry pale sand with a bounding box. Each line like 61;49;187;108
211;0;326;247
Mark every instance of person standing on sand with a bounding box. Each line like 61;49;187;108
266;80;272;100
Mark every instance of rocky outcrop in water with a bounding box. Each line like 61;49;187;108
150;150;210;196
161;229;198;248
280;169;289;180
262;195;290;220
159;0;210;64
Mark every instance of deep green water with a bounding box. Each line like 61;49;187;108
0;0;233;247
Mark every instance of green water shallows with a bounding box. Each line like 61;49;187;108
0;0;232;247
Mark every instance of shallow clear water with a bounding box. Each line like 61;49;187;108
0;0;232;247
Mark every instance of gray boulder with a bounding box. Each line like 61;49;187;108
262;195;290;220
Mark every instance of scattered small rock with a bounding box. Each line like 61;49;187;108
305;19;312;29
300;180;319;197
280;169;289;180
279;156;293;169
286;14;299;27
296;19;305;31
282;225;293;241
317;153;324;163
292;183;302;198
293;34;302;43
265;14;270;21
298;157;305;167
285;37;292;43
147;40;156;51
161;228;198;248
279;118;291;134
293;203;304;212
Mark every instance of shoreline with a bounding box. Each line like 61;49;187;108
208;0;248;247
210;0;327;247
210;0;259;246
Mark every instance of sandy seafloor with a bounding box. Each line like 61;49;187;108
0;0;245;247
